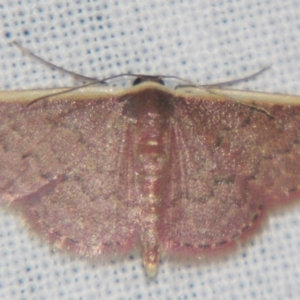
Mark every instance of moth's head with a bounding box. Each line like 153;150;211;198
132;75;165;86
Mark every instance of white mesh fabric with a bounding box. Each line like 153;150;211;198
0;0;300;299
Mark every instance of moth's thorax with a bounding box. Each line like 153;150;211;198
130;88;173;276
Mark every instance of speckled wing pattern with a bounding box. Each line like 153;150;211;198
1;84;300;263
0;95;141;255
161;94;300;254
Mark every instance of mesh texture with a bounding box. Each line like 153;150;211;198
0;1;300;299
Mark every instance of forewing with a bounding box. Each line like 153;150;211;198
0;95;140;256
160;94;300;255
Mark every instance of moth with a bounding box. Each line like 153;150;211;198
1;45;300;277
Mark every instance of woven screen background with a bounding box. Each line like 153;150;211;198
0;1;300;299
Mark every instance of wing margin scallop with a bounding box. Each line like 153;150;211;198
160;94;300;254
0;95;140;255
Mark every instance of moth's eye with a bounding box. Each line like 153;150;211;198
157;78;165;85
133;77;143;86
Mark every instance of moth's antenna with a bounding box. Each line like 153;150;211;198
12;41;271;101
12;41;103;83
175;66;271;89
201;66;271;87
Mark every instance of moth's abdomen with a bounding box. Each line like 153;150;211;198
130;88;173;276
